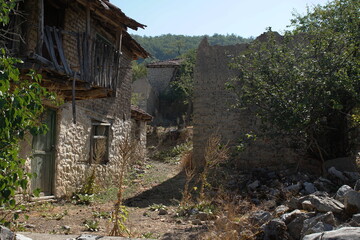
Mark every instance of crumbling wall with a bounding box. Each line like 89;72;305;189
193;38;299;170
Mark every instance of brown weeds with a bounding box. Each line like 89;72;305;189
199;134;229;200
109;132;138;237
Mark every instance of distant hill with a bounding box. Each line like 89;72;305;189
131;34;253;61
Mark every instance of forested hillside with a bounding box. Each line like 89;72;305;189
132;34;253;61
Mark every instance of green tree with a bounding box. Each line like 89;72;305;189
131;60;147;82
171;49;197;124
0;1;56;225
132;34;252;61
227;0;360;168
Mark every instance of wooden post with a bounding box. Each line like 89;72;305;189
118;30;123;54
37;0;44;55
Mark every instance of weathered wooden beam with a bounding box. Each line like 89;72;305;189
41;80;90;91
28;52;54;67
44;26;61;71
62;88;111;100
117;29;123;54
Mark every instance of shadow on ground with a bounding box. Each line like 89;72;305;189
124;171;186;208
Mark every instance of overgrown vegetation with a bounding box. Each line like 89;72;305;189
0;0;57;226
153;141;192;164
227;0;360;170
179;134;229;223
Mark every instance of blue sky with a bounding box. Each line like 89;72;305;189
112;0;329;37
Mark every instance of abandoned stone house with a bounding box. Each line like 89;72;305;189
132;58;186;126
193;36;299;170
6;0;150;197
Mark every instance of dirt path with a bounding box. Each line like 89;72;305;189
17;159;206;239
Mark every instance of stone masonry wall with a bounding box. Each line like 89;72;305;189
147;67;177;94
54;50;132;197
193;38;299;170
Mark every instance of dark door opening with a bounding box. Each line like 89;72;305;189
31;109;56;196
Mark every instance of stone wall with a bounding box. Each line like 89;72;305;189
193;38;299;170
147;67;177;94
53;49;132;197
131;119;148;162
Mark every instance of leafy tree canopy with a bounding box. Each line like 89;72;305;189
132;33;252;62
227;0;360;163
131;60;147;82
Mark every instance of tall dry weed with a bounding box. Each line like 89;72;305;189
109;133;138;237
199;134;229;200
180;150;196;206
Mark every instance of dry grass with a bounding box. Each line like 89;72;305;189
199;134;229;200
200;195;263;240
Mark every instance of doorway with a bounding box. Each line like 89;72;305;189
31;109;56;196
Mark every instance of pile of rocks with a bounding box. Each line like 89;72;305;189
235;166;360;239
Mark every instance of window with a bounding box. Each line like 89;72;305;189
90;121;110;164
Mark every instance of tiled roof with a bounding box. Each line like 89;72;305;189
131;105;153;121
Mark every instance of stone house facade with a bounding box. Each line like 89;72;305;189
193;37;299;170
147;59;183;94
132;59;187;126
10;0;149;197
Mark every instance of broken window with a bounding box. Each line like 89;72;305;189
90;121;110;164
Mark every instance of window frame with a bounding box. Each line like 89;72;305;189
90;121;111;165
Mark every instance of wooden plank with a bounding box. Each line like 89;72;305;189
37;0;44;55
90;39;95;84
62;88;110;100
119;30;123;54
53;27;72;75
28;52;55;67
44;26;60;71
83;34;90;83
77;33;84;81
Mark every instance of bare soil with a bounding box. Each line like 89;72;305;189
16;159;207;240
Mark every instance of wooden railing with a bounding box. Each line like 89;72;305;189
40;26;121;91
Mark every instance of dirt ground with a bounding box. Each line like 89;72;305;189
15;158;207;240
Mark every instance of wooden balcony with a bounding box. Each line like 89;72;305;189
27;26;123;100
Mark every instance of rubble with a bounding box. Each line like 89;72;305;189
225;165;360;239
